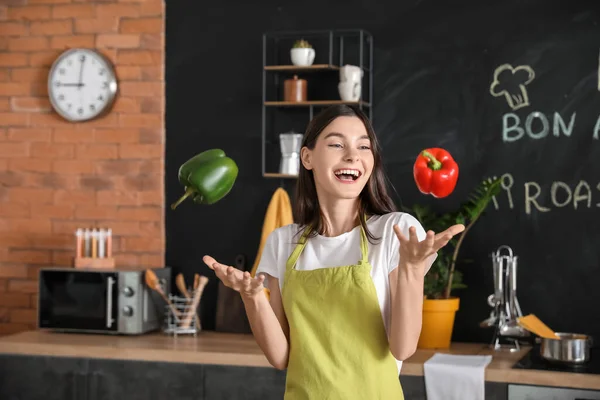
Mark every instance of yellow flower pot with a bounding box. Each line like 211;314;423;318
417;297;460;349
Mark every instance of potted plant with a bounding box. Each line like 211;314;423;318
403;178;501;348
290;39;315;67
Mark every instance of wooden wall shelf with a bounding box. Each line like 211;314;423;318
264;100;371;107
263;173;298;179
264;64;340;71
261;29;373;178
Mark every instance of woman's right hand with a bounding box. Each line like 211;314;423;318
203;255;265;299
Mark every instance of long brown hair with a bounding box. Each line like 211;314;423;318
294;104;397;243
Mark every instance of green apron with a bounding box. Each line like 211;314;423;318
281;224;405;400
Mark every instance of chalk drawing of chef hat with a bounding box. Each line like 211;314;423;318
489;64;535;110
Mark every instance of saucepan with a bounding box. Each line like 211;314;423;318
538;332;594;364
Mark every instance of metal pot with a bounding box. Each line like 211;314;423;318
539;332;593;364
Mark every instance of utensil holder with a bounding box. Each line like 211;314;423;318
163;292;200;336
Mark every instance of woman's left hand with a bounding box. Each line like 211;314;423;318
393;224;465;267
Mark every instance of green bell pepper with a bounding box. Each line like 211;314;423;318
171;148;239;210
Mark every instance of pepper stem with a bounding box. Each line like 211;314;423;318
171;187;195;210
421;150;442;170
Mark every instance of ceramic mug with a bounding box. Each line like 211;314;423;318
340;65;363;83
338;81;361;101
290;48;315;66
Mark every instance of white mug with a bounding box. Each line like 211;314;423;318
290;48;315;66
340;65;363;83
338;81;361;101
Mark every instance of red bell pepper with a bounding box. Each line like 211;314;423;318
413;148;459;198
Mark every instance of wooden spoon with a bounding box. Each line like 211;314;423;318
145;269;181;320
175;273;200;328
181;275;209;330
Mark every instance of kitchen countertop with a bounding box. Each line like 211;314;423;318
0;330;598;390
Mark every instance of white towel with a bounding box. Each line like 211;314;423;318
423;353;493;400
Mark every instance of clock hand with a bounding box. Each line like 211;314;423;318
61;83;85;87
77;56;86;91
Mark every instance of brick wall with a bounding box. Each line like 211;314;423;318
0;0;165;335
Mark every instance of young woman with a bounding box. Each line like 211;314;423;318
203;105;464;399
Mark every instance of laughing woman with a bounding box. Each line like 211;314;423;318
203;105;464;399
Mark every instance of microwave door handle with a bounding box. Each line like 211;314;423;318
106;276;115;328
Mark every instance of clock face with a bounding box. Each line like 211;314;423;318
48;48;118;122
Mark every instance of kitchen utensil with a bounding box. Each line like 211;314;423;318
145;269;181;321
283;75;306;102
215;254;252;333
517;314;559;339
180;275;209;329
540;332;593;364
279;132;303;176
175;273;200;329
483;245;529;352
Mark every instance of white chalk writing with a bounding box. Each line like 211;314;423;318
502;111;579;142
486;173;600;215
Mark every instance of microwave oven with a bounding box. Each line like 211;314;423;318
38;267;171;335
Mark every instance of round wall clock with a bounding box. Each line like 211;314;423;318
47;48;118;122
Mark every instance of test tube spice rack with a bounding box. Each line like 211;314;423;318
74;228;115;269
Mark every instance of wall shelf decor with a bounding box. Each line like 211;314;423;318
261;29;374;179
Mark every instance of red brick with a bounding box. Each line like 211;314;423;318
8;250;52;265
97;34;140;49
0;53;27;67
115;66;141;80
120;82;161;97
8;37;49;52
51;250;72;266
140;33;162;50
11;97;52;112
115;253;139;267
35;204;74;219
139;253;164;267
138;128;162;143
111;97;140;113
119;143;161;159
120;17;161;33
51;35;95;49
28;50;62;67
75;205;118;220
74;17;119;34
116;206;160;221
96;4;139;17
75;144;119;160
10;309;36;324
53;129;94;143
140;2;162;16
94;128;138;143
0;323;30;335
117;50;161;65
8;6;51;20
0;82;29;96
2;22;28;36
9;158;52;173
30;20;73;35
0;98;8;111
53;160;95;174
52;4;95;18
0;203;30;218
121;237;162;252
96;160;141;175
31;143;74;159
11;67;48;82
9;188;54;204
141;66;161;81
8;218;52;233
53;190;95;205
97;190;138;206
119;114;161;128
0;266;28;279
7;128;51;142
0;142;29;157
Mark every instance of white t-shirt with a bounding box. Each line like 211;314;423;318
255;211;437;374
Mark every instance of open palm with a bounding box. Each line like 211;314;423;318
203;255;265;298
393;224;465;266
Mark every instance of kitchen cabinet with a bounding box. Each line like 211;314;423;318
0;354;87;400
203;365;286;400
88;359;204;400
400;375;509;400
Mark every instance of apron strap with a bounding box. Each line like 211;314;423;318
358;223;369;265
285;228;309;272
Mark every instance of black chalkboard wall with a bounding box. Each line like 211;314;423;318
165;0;600;344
